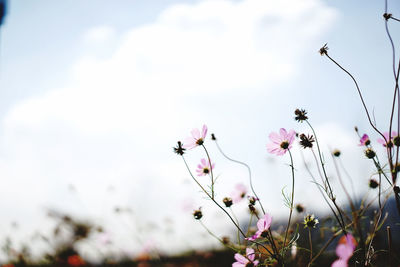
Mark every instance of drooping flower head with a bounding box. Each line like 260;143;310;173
183;125;208;149
232;248;259;267
377;131;397;148
246;213;272;241
267;128;296;156
358;134;370;146
231;183;247;203
196;158;214;176
331;234;356;267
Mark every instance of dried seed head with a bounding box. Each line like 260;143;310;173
365;148;376;159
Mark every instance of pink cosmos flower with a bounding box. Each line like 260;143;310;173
267;128;296;156
183;125;208;149
331;234;356;267
358;134;370;146
232;248;259;267
231;183;247;203
377;131;397;147
246;213;272;241
196;158;215;176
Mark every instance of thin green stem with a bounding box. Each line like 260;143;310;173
282;150;295;261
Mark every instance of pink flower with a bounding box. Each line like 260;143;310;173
196;158;215;176
231;183;247;203
246;213;272;241
358;134;370;146
232;248;259;267
331;234;356;267
377;131;397;147
183;125;208;149
267;128;296;156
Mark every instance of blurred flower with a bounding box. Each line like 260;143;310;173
295;204;305;213
331;234;356;267
233;248;259;267
294;109;308;122
333;149;341;157
246;213;272;241
377;131;396;148
196;158;214;176
183;125;208;149
173;141;185;155
231;183;247;203
304;214;319;228
67;255;85;267
2;264;15;267
299;133;315;149
223;197;233;208
358;134;370;146
267;128;296;156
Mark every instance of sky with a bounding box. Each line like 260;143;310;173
0;0;398;262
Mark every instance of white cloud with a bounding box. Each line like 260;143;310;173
83;26;115;44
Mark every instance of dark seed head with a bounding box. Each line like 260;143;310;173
333;149;341;157
299;133;314;149
193;209;203;220
223;197;233;208
365;148;376;159
294;109;308;122
369;179;379;189
173;141;185;155
280;141;289;149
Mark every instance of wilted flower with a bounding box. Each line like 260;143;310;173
359;134;370;146
173;141;185;155
193;208;203;220
299;134;315;149
246;213;272;241
231;183;247;203
183;125;208;149
331;234;356;267
377;131;397;148
294;109;308;122
369;179;379;189
232;248;259;267
223;197;233;208
196;158;214;176
304;214;319;228
267;128;296;156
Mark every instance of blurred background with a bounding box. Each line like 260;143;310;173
0;0;398;265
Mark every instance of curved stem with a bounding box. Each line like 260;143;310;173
282;150;295;260
202;145;215;199
214;140;266;214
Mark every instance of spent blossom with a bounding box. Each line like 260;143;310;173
183;125;208;149
196;158;214;176
232;248;259;267
246;213;272;241
267;128;296;156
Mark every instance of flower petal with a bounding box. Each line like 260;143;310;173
201;125;208;139
234;253;247;264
